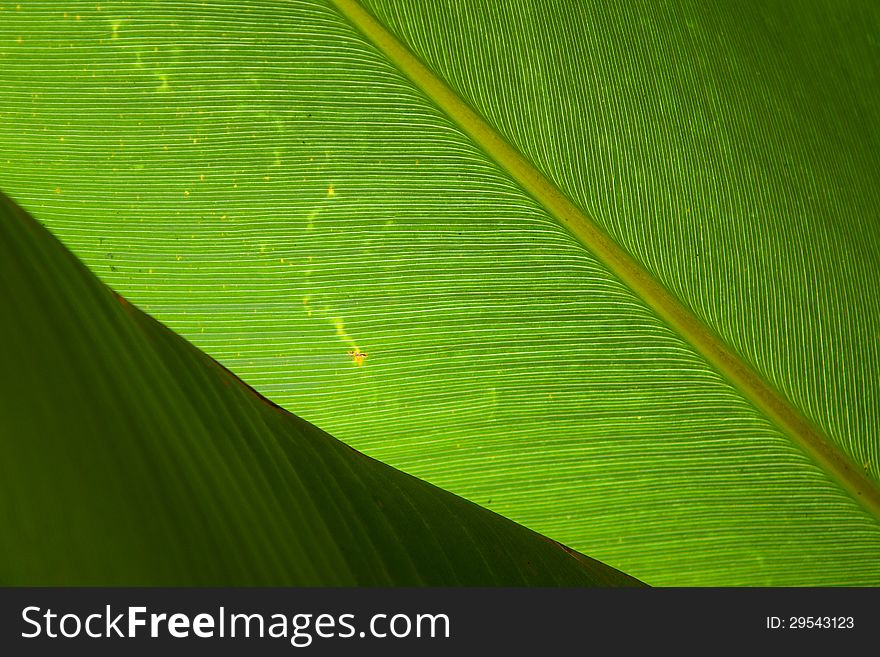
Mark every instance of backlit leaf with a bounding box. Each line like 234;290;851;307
1;0;878;585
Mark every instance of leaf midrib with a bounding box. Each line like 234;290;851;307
328;0;880;520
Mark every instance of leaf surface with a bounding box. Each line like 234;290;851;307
0;190;637;586
1;0;878;585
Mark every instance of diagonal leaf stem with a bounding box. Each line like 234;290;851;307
329;0;880;521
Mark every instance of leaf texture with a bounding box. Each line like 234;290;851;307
0;190;638;586
0;0;878;585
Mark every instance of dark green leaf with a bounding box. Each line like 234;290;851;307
0;191;638;586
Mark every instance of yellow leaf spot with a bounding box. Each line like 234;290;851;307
184;190;190;197
263;175;270;181
54;187;62;194
327;184;335;197
348;349;368;366
16;36;24;45
176;255;182;261
199;174;205;182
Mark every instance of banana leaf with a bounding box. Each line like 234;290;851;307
0;189;639;586
0;0;878;585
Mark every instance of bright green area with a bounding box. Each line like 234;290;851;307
0;190;637;585
0;1;878;585
331;0;880;519
360;0;880;478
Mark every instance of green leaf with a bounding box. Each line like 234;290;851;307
1;0;878;585
0;190;638;586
